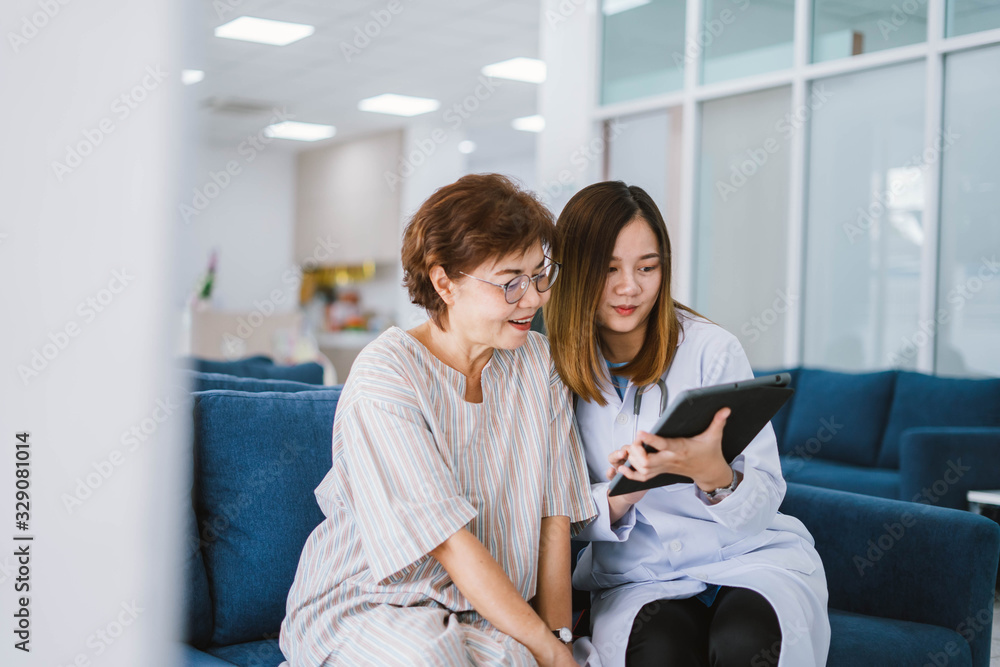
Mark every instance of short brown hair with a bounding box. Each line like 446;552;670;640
545;181;700;406
402;173;556;328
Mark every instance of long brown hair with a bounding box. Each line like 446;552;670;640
545;181;699;406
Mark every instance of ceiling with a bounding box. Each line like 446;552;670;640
186;0;543;153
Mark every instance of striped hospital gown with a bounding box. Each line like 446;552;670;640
279;327;596;666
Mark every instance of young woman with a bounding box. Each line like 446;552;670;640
280;174;595;667
545;181;829;667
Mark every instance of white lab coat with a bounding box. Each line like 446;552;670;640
570;315;830;667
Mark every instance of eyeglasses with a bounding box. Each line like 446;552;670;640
459;261;561;304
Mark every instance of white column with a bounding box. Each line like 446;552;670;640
0;0;184;665
537;0;602;214
917;0;946;373
784;0;814;367
394;120;469;328
674;0;705;306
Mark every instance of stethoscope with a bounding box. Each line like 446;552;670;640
581;354;677;443
631;379;668;442
623;353;676;441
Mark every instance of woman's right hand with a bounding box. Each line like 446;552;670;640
606;447;647;522
553;645;579;667
534;639;578;667
431;530;578;667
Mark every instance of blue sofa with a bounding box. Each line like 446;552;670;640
182;355;326;385
183;369;342;667
756;368;1000;509
182;369;1000;667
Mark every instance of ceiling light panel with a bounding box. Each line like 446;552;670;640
214;17;315;46
511;115;545;132
357;94;441;117
264;121;336;141
481;57;546;83
182;70;205;85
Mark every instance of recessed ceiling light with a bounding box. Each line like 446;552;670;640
602;0;651;15
458;140;477;154
264;121;336;142
214;16;315;46
358;94;441;117
182;70;205;85
481;57;547;84
512;115;545;133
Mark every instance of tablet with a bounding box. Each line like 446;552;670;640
607;373;793;497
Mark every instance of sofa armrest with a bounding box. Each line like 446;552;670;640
780;483;999;667
899;427;1000;510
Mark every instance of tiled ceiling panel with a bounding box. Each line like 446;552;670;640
189;0;542;150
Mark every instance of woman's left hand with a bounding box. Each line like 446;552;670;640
615;407;734;493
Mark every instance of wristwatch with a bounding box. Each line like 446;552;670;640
705;466;739;501
553;627;573;645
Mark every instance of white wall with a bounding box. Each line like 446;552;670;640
468;151;538;192
466;123;538;193
176;143;297;314
296;131;403;267
0;0;185;664
347;125;543;331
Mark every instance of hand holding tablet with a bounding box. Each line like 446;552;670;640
607;374;794;497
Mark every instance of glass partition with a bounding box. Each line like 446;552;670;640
601;0;687;104
695;86;793;368
702;0;795;84
947;0;1000;37
606;109;672;215
935;45;1000;376
802;62;926;371
813;0;927;63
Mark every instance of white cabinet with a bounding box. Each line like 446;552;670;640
295;130;403;266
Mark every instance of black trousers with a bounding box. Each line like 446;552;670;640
626;587;782;667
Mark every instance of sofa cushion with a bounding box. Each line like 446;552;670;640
206;639;285;667
185;355;271;373
184;370;337;394
899;427;1000;509
878;372;1000;468
781;457;900;500
782;483;999;667
827;610;971;667
184;502;214;648
782;369;896;467
181;643;239;666
193;389;341;646
752;368;800;450
185;356;324;385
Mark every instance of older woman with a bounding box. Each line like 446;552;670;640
279;174;596;667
